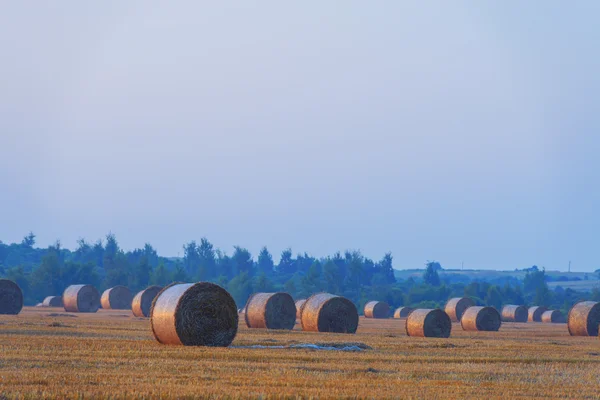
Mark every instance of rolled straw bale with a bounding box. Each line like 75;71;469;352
461;306;501;332
405;309;451;338
541;310;565;323
393;307;414;319
444;297;475;322
567;301;600;336
150;282;238;346
501;305;528;323
528;306;548;322
244;292;296;330
101;286;133;310
42;296;63;307
364;301;390;319
63;284;100;313
300;293;359;333
0;279;23;315
295;299;306;319
131;286;163;317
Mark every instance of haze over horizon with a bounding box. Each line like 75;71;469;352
1;2;599;272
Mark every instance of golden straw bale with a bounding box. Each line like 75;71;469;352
405;309;451;338
393;307;414;319
461;306;501;331
444;297;474;322
541;310;565;323
0;279;23;315
364;301;390;319
567;301;600;336
300;293;358;333
42;296;63;307
63;284;100;313
131;286;163;317
244;292;296;330
101;286;133;310
501;305;528;323
295;299;306;319
528;306;548;322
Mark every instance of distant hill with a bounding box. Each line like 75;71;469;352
394;269;600;292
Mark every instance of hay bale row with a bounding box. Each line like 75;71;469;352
461;306;501;332
101;285;133;310
528;306;547;322
295;299;306;319
42;296;63;307
63;284;100;313
300;293;358;334
393;307;414;319
406;309;451;338
567;301;600;336
364;301;390;319
151;282;238;346
244;292;296;330
444;297;474;322
541;310;565;323
132;286;163;317
0;279;23;315
501;305;528;323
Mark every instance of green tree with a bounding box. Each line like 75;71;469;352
323;259;341;293
257;247;274;275
423;261;441;286
232;247;254;276
151;262;170;286
228;271;253;307
484;285;502;309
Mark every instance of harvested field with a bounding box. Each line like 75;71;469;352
0;308;599;399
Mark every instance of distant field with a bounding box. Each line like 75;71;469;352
1;308;599;398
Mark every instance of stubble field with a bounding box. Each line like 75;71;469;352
0;307;599;399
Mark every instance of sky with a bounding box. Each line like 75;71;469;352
1;2;599;271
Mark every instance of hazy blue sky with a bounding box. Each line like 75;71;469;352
1;2;598;271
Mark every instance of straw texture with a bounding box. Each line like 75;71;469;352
364;301;390;319
444;297;475;322
63;284;100;313
501;305;528;323
42;296;63;307
101;286;133;310
244;292;296;330
461;306;501;332
131;286;163;317
150;282;238;346
528;306;548;322
393;307;414;319
405;309;451;338
295;299;306;319
0;279;23;315
300;293;359;334
567;301;600;336
541;310;565;323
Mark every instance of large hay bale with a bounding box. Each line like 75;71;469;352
295;299;306;319
42;296;63;307
541;310;565;323
528;306;548;322
364;301;390;319
150;282;238;346
300;293;359;334
101;285;133;310
63;284;101;313
0;279;23;315
461;306;501;332
393;307;414;319
405;309;451;338
131;286;163;317
444;297;475;322
501;305;528;323
567;301;600;336
244;292;296;330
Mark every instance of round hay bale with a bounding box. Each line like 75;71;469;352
300;293;359;334
295;299;307;319
101;286;133;310
528;306;548;322
244;292;296;330
0;279;23;315
393;307;414;319
501;305;528;323
364;301;390;319
63;284;101;313
461;306;501;332
42;296;63;307
444;297;475;322
150;282;238;346
567;301;600;336
131;286;163;317
405;309;451;338
541;310;565;323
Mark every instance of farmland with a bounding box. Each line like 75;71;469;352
1;308;599;399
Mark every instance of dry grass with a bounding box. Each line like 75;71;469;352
0;308;599;399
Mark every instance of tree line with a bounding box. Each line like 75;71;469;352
1;232;598;313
